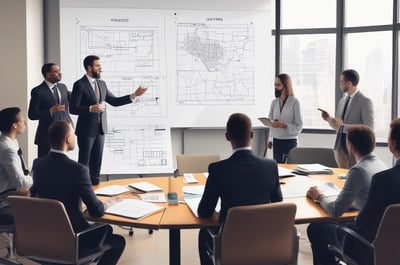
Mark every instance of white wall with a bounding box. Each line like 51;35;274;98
0;0;44;167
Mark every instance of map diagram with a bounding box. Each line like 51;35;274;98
176;23;255;105
101;124;173;174
79;25;165;117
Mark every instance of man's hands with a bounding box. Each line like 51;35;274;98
90;103;105;113
131;85;148;99
50;104;66;114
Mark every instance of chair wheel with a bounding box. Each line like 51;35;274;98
129;228;134;236
148;229;153;234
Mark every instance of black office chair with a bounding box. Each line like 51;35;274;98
328;204;400;265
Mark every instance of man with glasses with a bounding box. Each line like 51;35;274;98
320;69;373;168
28;63;73;157
0;107;32;225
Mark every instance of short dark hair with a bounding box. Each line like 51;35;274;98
41;63;56;78
0;107;21;133
83;55;100;71
226;113;252;147
347;125;375;155
390;118;400;152
48;121;71;149
341;69;360;86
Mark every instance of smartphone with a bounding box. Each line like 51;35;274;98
167;192;179;205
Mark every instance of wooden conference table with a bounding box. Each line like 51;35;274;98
87;164;356;265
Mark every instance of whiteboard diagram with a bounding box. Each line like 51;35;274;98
176;23;255;105
101;124;173;174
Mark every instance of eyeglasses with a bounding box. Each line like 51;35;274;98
17;120;26;125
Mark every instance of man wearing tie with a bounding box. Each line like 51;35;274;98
28;63;73;157
320;69;373;168
0;107;32;225
70;55;147;185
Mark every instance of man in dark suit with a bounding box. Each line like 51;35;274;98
197;113;283;265
30;121;125;265
70;55;147;185
320;69;374;168
307;118;400;265
28;63;73;157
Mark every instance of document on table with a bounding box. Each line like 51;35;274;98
278;167;295;178
281;180;341;198
95;185;131;196
292;163;333;175
182;185;205;195
128;182;163;192
183;193;221;218
105;199;165;220
138;192;166;203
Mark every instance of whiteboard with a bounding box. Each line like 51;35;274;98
60;7;274;128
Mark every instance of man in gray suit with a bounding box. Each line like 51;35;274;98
320;69;373;168
306;125;386;217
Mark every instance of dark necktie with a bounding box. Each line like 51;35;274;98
17;148;30;176
341;96;350;120
52;85;60;104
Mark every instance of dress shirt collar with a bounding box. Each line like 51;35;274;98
232;146;252;154
0;134;19;150
45;80;57;89
86;74;97;84
347;89;359;99
50;148;68;155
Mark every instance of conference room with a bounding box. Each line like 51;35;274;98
1;0;400;264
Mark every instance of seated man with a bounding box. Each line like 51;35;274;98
307;125;386;217
0;107;32;225
197;113;283;265
30;121;125;265
307;118;400;265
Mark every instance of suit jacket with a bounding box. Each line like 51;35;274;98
354;162;400;242
28;81;73;146
30;152;104;233
331;91;374;151
0;135;32;210
197;149;283;223
320;153;387;217
70;75;132;137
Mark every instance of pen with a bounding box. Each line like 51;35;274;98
279;181;286;185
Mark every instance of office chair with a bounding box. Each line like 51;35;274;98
328;203;400;265
8;196;110;265
207;202;298;265
286;147;338;168
176;154;220;175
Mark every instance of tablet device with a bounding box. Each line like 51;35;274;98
258;117;273;127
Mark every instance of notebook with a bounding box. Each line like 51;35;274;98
105;199;164;220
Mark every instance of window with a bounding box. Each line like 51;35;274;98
281;34;336;129
345;0;392;27
345;31;392;141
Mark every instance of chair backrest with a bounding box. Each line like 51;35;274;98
8;196;76;263
286;147;338;168
176;154;220;175
220;202;297;265
373;203;400;265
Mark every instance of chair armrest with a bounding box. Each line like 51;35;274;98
328;225;373;265
340;226;374;249
75;223;109;260
207;226;222;265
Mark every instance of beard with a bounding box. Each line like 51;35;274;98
92;71;101;79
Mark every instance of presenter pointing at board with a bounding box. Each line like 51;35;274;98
70;55;147;185
267;73;303;163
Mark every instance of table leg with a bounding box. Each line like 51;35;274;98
169;228;181;265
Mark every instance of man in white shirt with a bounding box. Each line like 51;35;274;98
0;107;32;224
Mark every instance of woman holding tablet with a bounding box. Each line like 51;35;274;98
267;73;303;163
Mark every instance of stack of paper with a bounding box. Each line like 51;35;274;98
128;182;163;192
292;163;333;175
105;198;164;220
95;185;131;196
